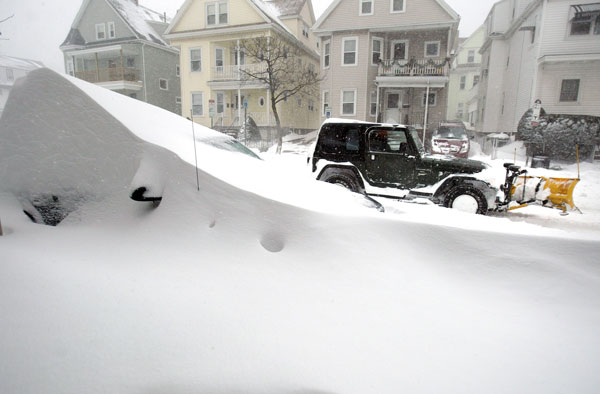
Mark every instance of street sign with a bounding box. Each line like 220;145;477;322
325;106;331;118
243;98;248;109
208;99;216;118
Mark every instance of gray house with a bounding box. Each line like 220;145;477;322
60;0;181;114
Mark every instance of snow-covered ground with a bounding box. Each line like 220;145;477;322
1;69;600;394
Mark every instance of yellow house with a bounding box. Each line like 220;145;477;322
165;0;321;136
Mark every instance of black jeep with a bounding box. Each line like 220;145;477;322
310;120;498;214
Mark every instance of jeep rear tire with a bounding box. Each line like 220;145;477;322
444;185;488;215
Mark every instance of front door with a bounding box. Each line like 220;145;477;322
364;127;417;189
385;91;402;123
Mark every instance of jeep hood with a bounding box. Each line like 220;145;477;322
421;154;488;174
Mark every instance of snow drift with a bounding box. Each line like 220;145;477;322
1;69;600;394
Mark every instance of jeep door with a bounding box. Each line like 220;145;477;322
364;127;417;188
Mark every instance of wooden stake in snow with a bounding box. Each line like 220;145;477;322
190;110;200;191
0;217;3;236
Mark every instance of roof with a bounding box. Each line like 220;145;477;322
313;0;459;31
61;0;170;48
0;55;44;70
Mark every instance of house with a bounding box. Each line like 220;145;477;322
0;55;44;116
475;0;600;135
446;25;485;125
60;0;181;114
164;0;321;135
312;0;460;133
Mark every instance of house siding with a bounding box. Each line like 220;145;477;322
317;0;454;32
143;45;181;114
78;0;134;43
172;0;265;33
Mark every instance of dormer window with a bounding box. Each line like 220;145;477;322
391;0;405;13
302;23;309;38
95;23;106;40
207;1;228;27
360;0;374;16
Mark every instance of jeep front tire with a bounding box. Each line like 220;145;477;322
444;185;488;215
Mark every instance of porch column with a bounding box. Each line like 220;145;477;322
422;80;430;145
375;85;380;123
120;48;124;80
237;39;240;75
238;87;242;125
95;53;100;82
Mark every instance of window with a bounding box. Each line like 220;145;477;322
560;79;580;102
176;96;181;104
460;75;466;90
569;4;600;35
216;92;224;114
370;90;378;116
323;40;330;68
422;91;436;107
342;37;358;66
322;90;330;116
473;75;480;86
369;129;409;153
391;40;408;60
297;97;302;108
6;68;14;82
467;50;475;63
95;23;106;40
176;64;180;77
232;48;245;65
308;63;315;74
190;48;202;72
207;1;228;26
302;23;309;38
66;59;74;76
424;41;440;57
372;37;383;65
126;57;135;67
308;99;315;111
108;22;115;39
159;79;168;90
341;89;357;116
391;0;405;13
215;47;224;72
192;92;204;116
258;97;265;107
360;0;373;15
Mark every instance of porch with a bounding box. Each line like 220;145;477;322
65;44;143;91
378;58;449;77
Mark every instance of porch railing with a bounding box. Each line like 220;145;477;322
211;63;267;81
378;59;449;77
212;111;276;128
75;67;140;83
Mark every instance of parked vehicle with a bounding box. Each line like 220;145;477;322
430;121;470;158
309;120;497;214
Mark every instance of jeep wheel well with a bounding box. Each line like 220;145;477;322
317;166;366;193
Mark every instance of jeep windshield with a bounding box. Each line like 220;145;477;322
433;127;468;140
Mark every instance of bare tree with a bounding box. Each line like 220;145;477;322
0;14;15;40
238;34;321;153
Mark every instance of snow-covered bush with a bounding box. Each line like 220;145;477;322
517;108;599;162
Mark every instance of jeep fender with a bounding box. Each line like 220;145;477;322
432;176;497;209
316;164;366;192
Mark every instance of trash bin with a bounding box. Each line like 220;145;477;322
531;155;550;169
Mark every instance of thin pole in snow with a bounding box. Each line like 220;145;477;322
190;110;200;191
422;80;430;146
0;217;3;236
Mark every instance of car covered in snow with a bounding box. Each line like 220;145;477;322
430;121;471;158
309;119;497;214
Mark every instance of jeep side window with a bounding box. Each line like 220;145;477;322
369;129;410;154
318;125;361;154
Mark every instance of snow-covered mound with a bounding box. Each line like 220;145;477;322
1;69;600;394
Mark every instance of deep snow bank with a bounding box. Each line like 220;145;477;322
1;69;600;394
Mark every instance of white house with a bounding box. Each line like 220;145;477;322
0;55;44;116
475;0;600;134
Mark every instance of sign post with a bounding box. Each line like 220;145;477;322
243;98;248;145
325;106;331;119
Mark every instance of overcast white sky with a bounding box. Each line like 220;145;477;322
0;0;497;73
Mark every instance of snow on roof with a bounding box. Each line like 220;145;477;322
107;0;168;46
0;55;44;70
261;0;306;17
251;0;295;36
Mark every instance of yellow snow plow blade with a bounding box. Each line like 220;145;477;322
543;177;579;213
